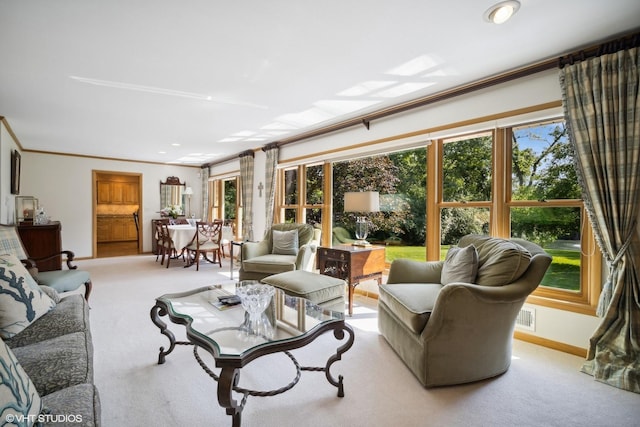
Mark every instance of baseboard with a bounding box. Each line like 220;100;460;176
514;330;587;358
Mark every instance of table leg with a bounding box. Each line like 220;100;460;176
325;322;355;396
347;282;358;317
150;303;176;364
218;367;244;427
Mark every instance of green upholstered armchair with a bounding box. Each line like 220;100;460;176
378;235;552;387
332;226;355;246
239;223;321;281
0;224;92;300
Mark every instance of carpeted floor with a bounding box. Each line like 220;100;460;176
75;254;638;427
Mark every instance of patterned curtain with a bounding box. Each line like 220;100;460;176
200;166;209;221
264;143;279;230
239;151;254;241
559;41;640;393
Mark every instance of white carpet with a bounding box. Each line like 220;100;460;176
74;255;639;427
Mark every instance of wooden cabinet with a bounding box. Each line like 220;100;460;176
17;221;62;272
97;181;138;204
97;216;137;242
317;244;386;316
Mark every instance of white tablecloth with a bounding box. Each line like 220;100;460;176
168;224;196;250
168;224;234;251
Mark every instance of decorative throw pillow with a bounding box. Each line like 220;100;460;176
459;235;532;286
272;229;299;255
0;254;56;339
441;245;479;285
0;338;43;425
0;226;29;260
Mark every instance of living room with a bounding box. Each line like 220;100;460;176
1;1;639;426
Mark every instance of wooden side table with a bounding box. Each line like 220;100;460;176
317;244;385;316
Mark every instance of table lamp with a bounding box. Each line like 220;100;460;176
344;191;379;246
184;187;193;217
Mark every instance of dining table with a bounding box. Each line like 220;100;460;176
167;224;197;255
167;224;233;266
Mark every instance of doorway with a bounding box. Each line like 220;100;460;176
93;171;143;258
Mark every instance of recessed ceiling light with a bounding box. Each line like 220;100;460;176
483;1;520;24
171;143;180;147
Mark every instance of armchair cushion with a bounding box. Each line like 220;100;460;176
379;284;442;334
272;229;299;255
37;269;91;294
0;254;56;339
440;245;478;285
459;234;531;286
242;254;297;275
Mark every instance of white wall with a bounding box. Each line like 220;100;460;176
19;152;201;257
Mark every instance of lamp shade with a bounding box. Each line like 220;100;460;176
344;191;379;213
184;187;194;195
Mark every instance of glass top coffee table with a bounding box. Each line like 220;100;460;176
150;281;355;427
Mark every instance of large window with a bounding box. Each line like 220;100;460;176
274;112;599;314
332;148;427;262
210;176;241;237
440;133;493;257
507;121;597;308
277;163;326;231
427;119;600;314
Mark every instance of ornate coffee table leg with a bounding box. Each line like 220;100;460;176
325;322;355;397
150;303;177;364
218;367;245;427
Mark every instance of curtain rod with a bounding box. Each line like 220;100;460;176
558;31;640;68
206;29;640;168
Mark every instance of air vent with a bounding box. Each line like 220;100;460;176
515;306;536;331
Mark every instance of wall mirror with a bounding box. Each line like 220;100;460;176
160;176;186;216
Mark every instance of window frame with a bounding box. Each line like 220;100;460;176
276;162;331;245
427;122;601;315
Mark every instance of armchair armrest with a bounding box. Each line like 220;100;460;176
295;243;318;272
387;259;444;284
241;240;270;261
30;250;79;270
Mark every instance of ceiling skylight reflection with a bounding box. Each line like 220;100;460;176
261;122;299;130
313;99;380;115
374;82;436;98
386;54;440;76
172;153;220;163
338;80;397;96
276;108;334;128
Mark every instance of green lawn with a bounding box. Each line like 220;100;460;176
384;245;580;291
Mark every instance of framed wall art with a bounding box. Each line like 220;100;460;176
15;196;38;223
11;150;21;195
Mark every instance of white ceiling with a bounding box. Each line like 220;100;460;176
1;1;639;166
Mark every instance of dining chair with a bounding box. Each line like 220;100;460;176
157;221;179;268
154;219;169;263
185;220;223;270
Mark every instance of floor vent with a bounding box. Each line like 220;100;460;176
515;306;536;331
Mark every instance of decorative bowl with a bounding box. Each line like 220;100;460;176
235;284;275;320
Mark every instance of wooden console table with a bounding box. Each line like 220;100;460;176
17;221;62;272
317;244;385;316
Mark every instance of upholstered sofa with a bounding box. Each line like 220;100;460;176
378;234;552;388
0;254;100;426
239;223;321;281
